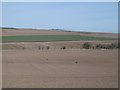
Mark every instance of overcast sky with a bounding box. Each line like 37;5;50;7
2;2;118;33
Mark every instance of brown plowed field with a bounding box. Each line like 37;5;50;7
3;49;118;88
2;28;118;88
2;28;118;38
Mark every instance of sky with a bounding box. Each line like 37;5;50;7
2;2;118;33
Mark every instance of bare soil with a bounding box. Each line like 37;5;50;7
2;49;118;88
2;28;118;88
2;28;118;38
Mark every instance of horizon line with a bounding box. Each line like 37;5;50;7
0;27;119;34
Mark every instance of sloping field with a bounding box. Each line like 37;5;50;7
2;35;117;42
2;28;118;38
2;28;78;36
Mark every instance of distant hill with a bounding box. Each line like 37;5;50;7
1;27;118;38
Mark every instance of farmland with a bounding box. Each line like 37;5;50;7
2;35;117;42
2;28;119;88
3;49;118;88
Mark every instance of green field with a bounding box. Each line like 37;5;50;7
2;35;117;42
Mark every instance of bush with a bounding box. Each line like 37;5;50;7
61;46;66;49
46;46;50;50
82;42;91;49
22;47;25;50
101;44;106;49
105;44;111;49
92;46;95;49
110;43;117;49
38;46;41;50
96;43;118;49
105;43;117;49
42;47;44;50
96;44;101;49
118;42;120;48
